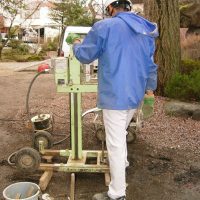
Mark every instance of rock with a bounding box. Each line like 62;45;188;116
193;110;200;120
186;27;200;36
164;101;200;120
180;3;200;29
190;162;200;173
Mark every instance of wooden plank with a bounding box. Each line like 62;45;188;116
39;170;53;191
42;150;61;156
25;186;35;198
15;193;21;199
42;156;53;163
97;151;101;165
105;173;111;186
39;163;109;173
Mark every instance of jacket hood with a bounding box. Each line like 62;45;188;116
115;12;159;38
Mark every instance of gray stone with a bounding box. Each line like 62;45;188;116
190;162;200;173
193;110;200;120
164;101;200;120
180;3;200;28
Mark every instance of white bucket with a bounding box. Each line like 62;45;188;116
3;182;40;200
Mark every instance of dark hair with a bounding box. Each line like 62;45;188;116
110;0;132;11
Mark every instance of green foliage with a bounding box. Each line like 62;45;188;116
25;55;44;62
49;0;93;27
165;70;200;101
2;49;44;62
16;44;30;55
6;40;30;55
42;37;59;52
13;55;44;62
7;39;22;49
165;73;191;100
189;70;200;100
181;59;200;74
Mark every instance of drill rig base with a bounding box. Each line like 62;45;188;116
39;149;109;174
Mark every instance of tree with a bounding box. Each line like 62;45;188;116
0;0;42;59
144;0;181;95
49;0;93;30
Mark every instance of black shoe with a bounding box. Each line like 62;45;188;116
92;192;126;200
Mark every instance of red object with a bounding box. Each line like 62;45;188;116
37;64;50;73
60;50;64;57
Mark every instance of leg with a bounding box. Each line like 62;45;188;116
103;109;128;199
125;109;136;129
125;109;136;167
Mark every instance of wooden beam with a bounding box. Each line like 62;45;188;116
105;173;111;186
70;173;75;200
39;170;53;191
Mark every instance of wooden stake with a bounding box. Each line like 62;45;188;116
105;173;111;186
15;193;21;199
70;173;75;200
39;170;53;191
25;186;35;198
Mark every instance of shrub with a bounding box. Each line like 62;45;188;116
189;70;200;100
2;49;44;62
165;73;191;100
26;55;44;61
181;59;200;74
7;39;22;49
14;55;44;62
16;44;30;55
42;37;59;52
165;70;200;101
14;55;30;62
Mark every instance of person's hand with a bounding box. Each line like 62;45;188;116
145;90;154;96
65;33;81;44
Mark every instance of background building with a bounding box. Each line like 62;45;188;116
0;0;60;43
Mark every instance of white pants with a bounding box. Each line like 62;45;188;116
103;109;136;199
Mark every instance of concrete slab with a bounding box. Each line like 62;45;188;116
0;59;51;72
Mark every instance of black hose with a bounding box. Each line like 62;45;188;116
53;135;70;146
26;71;69;146
0;118;26;122
7;151;18;166
26;71;45;122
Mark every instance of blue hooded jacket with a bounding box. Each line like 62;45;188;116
73;12;159;110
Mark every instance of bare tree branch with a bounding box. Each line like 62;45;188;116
88;0;96;20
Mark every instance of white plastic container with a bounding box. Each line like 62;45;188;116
3;182;40;200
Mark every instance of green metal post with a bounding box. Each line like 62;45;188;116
70;93;82;160
69;56;83;160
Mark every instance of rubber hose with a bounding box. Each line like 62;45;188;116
26;71;45;122
26;71;69;146
53;135;70;146
7;151;18;166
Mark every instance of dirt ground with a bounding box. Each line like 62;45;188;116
0;65;200;200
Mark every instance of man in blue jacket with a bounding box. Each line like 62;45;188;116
67;0;158;199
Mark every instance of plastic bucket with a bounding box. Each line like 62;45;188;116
3;182;40;200
31;114;51;130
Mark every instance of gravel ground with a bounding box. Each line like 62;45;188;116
140;96;200;153
1;69;200;200
12;93;200;155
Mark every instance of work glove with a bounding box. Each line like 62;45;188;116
65;33;81;44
